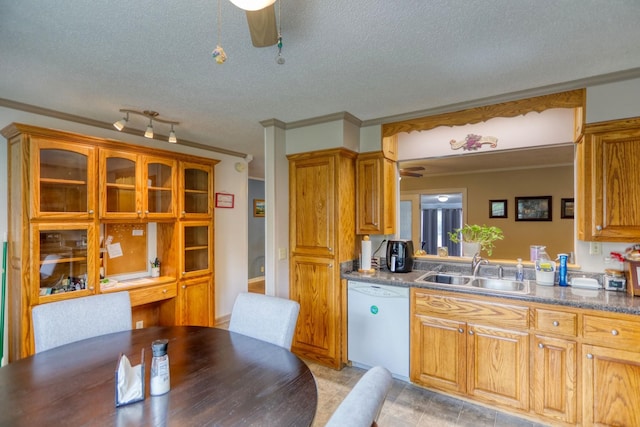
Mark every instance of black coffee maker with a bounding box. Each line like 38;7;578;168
386;240;414;273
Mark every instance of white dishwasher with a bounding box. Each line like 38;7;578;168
347;281;409;380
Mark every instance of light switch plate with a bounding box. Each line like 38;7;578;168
589;242;602;256
278;248;287;260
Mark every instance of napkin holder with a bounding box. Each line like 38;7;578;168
115;349;145;407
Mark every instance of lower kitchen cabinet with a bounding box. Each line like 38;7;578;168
177;276;213;327
533;335;577;424
582;345;640;427
411;289;530;410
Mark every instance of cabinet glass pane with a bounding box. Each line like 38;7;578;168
40;149;88;212
39;229;88;295
147;189;173;213
184;168;209;214
183;225;209;272
106;157;136;185
106;188;136;212
148;163;172;188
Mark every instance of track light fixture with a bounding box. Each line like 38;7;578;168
113;109;179;144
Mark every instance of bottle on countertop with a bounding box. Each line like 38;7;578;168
150;339;170;396
515;258;524;281
557;253;568;287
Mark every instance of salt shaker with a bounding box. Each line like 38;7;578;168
150;339;170;396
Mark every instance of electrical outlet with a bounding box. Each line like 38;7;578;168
589;242;602;256
135;320;144;329
260;265;264;273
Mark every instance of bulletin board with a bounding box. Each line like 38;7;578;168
104;224;148;276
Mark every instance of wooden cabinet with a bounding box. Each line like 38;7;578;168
532;307;578;424
582;344;640;427
578;117;640;241
177;276;213;326
3;123;218;360
288;148;356;369
30;138;97;220
356;151;396;235
411;289;530;410
180;162;213;218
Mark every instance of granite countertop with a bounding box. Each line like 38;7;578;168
342;268;640;315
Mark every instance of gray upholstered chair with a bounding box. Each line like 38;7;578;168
32;291;132;353
228;292;300;350
325;366;393;427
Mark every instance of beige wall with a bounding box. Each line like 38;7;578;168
401;165;574;260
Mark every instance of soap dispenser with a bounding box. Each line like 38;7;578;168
515;258;524;281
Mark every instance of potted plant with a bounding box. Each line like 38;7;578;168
448;224;504;257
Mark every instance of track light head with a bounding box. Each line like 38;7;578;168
113;112;129;131
144;118;154;139
168;125;177;143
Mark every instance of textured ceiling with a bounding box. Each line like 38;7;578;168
1;1;640;178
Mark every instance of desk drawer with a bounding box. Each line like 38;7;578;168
413;291;529;329
128;282;177;307
583;314;640;349
534;308;577;336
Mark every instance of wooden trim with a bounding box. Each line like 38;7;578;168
382;89;585;137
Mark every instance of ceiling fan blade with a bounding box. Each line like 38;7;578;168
401;166;425;172
400;171;423;177
245;5;278;47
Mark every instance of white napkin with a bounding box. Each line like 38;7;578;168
116;354;144;406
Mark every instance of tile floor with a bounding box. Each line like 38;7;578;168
307;361;550;427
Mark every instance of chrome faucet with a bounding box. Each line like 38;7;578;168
471;253;489;277
497;265;503;279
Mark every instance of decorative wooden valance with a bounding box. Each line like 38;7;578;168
382;89;585;137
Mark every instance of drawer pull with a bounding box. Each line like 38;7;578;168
469;330;474;335
611;329;619;336
458;328;464;333
182;285;186;289
553;321;559;327
162;289;167;293
538;343;544;349
587;353;593;359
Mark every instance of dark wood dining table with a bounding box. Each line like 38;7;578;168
0;326;318;426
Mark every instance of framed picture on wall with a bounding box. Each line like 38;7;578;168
253;199;265;217
489;199;507;218
515;196;552;221
215;192;234;208
561;198;574;219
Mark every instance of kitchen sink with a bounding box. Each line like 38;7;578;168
470;277;529;293
415;272;529;294
415;272;473;286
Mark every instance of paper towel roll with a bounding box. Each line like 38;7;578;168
361;236;372;271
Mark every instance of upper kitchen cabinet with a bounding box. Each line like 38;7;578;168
356;151;396;235
100;150;177;220
578;117;640;241
100;149;141;219
180;162;213;219
143;156;177;219
2;125;98;220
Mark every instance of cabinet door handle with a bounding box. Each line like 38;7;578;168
468;330;474;335
328;264;333;268
328;247;333;252
181;210;186;216
538;343;544;349
182;285;186;289
88;286;94;291
182;272;186;276
586;353;593;359
88;209;94;215
553;321;559;327
458;328;464;333
611;329;619;336
596;225;603;231
145;210;150;214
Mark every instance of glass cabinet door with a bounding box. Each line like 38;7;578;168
144;156;177;219
100;150;141;219
181;223;212;277
32;140;96;219
181;162;212;218
33;223;96;302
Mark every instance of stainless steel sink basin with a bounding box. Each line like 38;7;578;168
415;272;529;294
470;277;529;293
415;273;472;286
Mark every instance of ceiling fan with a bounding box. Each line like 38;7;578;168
399;166;425;178
232;0;279;47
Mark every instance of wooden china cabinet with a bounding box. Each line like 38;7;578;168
288;148;356;369
3;123;217;360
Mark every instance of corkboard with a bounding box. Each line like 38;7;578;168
104;224;147;276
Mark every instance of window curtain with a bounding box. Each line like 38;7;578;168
421;209;438;255
442;208;462;256
421;208;462;256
